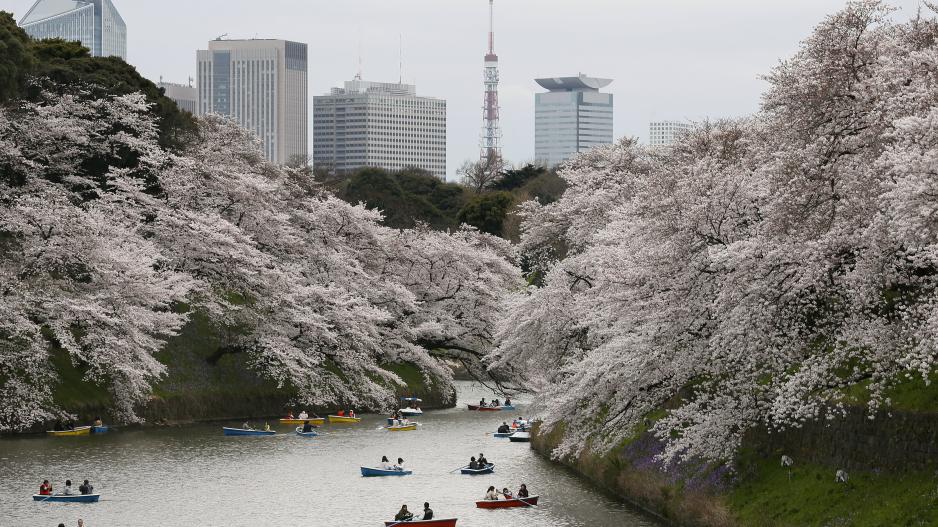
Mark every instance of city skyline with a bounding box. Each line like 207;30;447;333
7;0;923;180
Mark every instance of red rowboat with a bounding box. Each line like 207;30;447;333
475;495;539;509
383;518;457;526
467;404;502;412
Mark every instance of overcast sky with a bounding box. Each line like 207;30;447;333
5;0;924;180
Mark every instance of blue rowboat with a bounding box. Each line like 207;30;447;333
360;466;412;477
501;405;516;410
295;427;318;437
493;431;512;438
460;463;495;475
33;494;100;503
91;425;109;434
222;427;275;436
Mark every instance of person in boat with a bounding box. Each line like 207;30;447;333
62;480;73;495
394;457;405;471
468;456;479;470
484;486;499;500
39;480;52;495
478;453;489;466
394;504;413;521
497;422;511;434
93;416;103;427
242;421;252;430
422;502;434;520
301;420;314;433
264;422;271;431
381;455;393;470
79;480;94;495
502;487;514;499
504;397;512;406
337;409;345;417
349;409;356;418
479;398;487;407
492;398;501;407
286;411;295;419
517;483;530;498
297;410;308;420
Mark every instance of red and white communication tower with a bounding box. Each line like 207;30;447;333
479;0;502;168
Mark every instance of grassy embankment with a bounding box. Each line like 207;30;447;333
49;310;452;427
532;376;938;527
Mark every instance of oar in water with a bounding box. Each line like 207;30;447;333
514;495;538;507
385;516;418;527
448;464;469;473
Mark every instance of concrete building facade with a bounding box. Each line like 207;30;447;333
313;78;446;180
197;39;308;165
157;81;197;115
649;120;691;147
534;74;613;167
20;0;127;60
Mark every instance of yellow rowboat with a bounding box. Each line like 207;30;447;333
327;415;361;423
279;418;324;426
47;426;92;437
387;423;417;432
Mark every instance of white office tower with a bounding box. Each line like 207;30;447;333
20;0;127;60
197;39;308;165
313;79;447;180
534;74;614;167
649;120;691;147
157;81;197;114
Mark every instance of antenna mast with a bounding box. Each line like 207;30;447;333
479;0;502;171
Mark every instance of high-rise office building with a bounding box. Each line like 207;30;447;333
534;74;614;167
157;81;197;114
313;78;447;180
649;120;691;147
20;0;127;60
197;39;308;165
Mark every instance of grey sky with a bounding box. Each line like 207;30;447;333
5;0;924;180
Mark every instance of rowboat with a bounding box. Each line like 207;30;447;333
295;427;318;437
46;426;91;437
387;423;417;432
328;415;361;423
33;494;100;503
493;431;513;438
91;425;109;434
508;431;531;442
460;463;495;475
467;405;511;412
400;407;423;416
383;518;457;527
222;427;276;436
279;418;324;426
475;495;539;509
360;466;412;477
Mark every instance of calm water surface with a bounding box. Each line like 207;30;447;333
0;382;659;527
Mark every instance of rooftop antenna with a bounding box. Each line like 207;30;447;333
355;32;363;81
188;76;194;88
215;33;228;41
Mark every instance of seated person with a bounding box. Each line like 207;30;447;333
394;504;414;521
468;456;479;470
349;409;356;418
493;398;501;407
242;421;252;430
263;422;271;431
297;410;308;420
502;487;513;499
286;411;295;419
422;502;434;520
39;480;52;495
517;483;530;498
504;397;512;406
479;398;487;407
497;422;511;434
79;480;94;495
301;421;314;433
61;480;73;496
337;410;345;417
478;453;489;466
93;417;103;427
381;456;393;470
484;486;499;500
394;457;405;471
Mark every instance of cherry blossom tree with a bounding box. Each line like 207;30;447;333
495;0;938;465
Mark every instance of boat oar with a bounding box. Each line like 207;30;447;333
385;515;417;527
448;465;469;473
515;496;538;508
